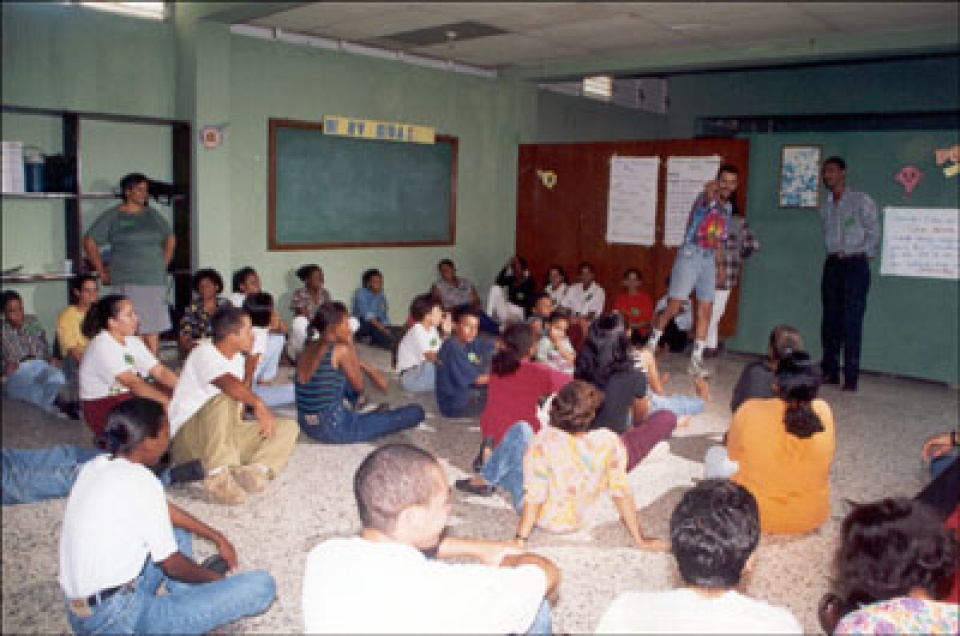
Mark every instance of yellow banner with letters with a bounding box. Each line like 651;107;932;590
322;116;435;144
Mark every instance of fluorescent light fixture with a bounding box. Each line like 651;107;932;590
230;25;495;79
77;2;167;20
340;40;400;61
583;75;613;100
230;24;274;40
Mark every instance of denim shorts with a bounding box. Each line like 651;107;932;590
668;245;716;303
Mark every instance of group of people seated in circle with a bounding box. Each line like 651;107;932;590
1;250;958;634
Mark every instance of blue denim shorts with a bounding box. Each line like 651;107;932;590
668;245;716;303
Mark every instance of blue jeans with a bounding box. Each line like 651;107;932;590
1;445;101;505
253;382;295;407
668;245;716;303
355;320;400;351
527;599;553;635
2;446;184;505
931;450;958;480
400;361;436;393
254;333;285;383
4;359;66;411
482;421;534;513
648;392;705;418
298;398;425;444
65;528;276;635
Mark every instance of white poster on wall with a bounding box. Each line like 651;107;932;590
880;207;959;280
664;156;721;246
605;156;659;246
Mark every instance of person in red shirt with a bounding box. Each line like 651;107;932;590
613;268;654;344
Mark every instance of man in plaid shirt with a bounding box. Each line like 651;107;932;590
2;290;77;418
705;212;760;356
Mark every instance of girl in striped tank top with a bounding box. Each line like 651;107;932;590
294;302;424;444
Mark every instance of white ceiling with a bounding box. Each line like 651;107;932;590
241;2;960;77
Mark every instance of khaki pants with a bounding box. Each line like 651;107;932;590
170;393;299;478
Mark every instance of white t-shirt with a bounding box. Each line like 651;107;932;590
168;341;245;436
251;325;269;356
228;292;246;308
395;323;441;373
59;456;177;599
562;282;606;317
595;588;803;634
79;331;159;400
302;537;546;634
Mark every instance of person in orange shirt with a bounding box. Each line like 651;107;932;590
707;350;835;534
613;267;654;344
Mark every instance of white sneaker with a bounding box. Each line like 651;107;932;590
687;355;710;378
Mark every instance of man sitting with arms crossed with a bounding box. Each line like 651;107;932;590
302;443;560;634
168;305;299;505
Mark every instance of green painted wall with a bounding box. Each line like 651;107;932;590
535;90;663;142
222;34;533;322
663;56;959;138
728;130;959;384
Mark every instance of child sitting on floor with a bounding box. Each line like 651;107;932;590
435;306;496;418
394;293;444;393
535;309;575;374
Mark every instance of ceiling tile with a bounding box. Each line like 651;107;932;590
413;33;590;67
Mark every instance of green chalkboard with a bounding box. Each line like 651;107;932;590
268;119;457;249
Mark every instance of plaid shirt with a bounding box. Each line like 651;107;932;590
716;216;760;290
1;315;51;368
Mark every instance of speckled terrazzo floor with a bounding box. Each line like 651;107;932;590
2;344;957;634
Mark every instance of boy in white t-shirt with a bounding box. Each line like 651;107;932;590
242;293;294;407
395;294;444;393
595;479;802;634
168;305;299;505
302;443;559;634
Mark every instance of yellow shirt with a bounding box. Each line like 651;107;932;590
729;398;835;534
57;305;88;359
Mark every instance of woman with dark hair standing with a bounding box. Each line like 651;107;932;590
78;295;178;435
574;312;677;470
713;350;835;534
294;302;424;443
288;264;331;360
83;173;175;357
59;397;275;634
826;498;958;634
178;268;229;354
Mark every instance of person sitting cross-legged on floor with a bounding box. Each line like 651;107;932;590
59;397;276;635
79;294;179;435
394;293;444;393
459;380;668;554
302;443;559;634
595;479;802;633
167;305;299;505
295;302;424;444
2;290;77;418
435;305;497;418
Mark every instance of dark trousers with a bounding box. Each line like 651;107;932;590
821;255;870;386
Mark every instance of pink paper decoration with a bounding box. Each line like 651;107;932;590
895;165;923;197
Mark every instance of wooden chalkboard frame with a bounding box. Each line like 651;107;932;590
268;118;458;250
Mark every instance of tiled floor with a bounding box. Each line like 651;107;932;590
2;344;956;634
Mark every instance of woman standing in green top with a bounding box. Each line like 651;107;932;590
83;173;175;356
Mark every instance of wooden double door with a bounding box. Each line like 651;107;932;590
516;137;750;339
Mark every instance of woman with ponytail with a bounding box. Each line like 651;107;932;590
714;350;835;534
78;295;178;435
59;397;275;634
294;302;424;443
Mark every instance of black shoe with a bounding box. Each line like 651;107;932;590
472;437;494;473
54;396;81;420
169;459;205;485
201;554;230;576
455;478;495;497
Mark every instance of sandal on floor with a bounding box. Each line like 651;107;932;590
455;478;495;497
